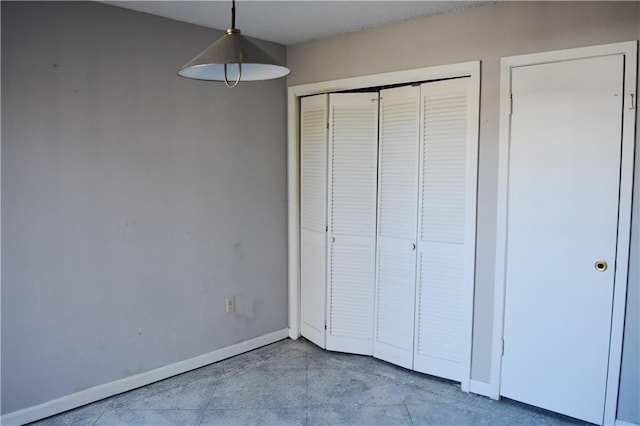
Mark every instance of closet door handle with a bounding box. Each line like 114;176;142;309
411;242;416;251
331;237;336;243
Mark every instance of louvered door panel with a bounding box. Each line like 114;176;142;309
326;93;379;355
416;244;465;379
301;228;328;347
329;243;375;339
330;105;378;237
414;78;473;381
374;86;420;368
301;95;328;233
300;94;328;348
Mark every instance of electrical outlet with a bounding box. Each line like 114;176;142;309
225;296;235;314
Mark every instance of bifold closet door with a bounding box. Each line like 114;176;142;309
414;77;475;381
326;93;379;355
374;86;420;369
300;94;329;348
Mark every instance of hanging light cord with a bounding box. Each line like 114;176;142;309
223;0;241;88
231;0;236;29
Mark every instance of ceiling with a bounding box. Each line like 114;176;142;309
102;1;491;46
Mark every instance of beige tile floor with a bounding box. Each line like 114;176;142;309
30;338;588;425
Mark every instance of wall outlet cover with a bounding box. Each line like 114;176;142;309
225;297;235;314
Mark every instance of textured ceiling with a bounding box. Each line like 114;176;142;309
101;1;491;46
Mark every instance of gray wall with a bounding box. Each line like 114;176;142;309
287;1;639;422
1;1;288;414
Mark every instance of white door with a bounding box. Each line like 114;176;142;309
300;94;329;348
414;78;475;382
374;85;420;368
326;93;379;355
501;55;625;424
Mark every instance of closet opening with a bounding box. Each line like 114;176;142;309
288;62;480;391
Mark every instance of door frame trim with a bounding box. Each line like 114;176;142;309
491;41;638;425
287;61;480;391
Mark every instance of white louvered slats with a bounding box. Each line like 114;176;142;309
300;94;328;348
375;239;417;367
326;93;379;355
374;86;420;369
301;229;328;347
329;244;376;339
420;90;467;244
330;106;378;237
416;244;465;378
414;78;473;381
301;95;328;233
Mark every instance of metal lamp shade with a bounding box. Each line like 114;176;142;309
177;29;290;82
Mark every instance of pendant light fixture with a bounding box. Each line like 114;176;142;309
178;0;290;87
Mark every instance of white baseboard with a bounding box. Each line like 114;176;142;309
615;420;640;426
1;328;289;426
469;379;494;398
